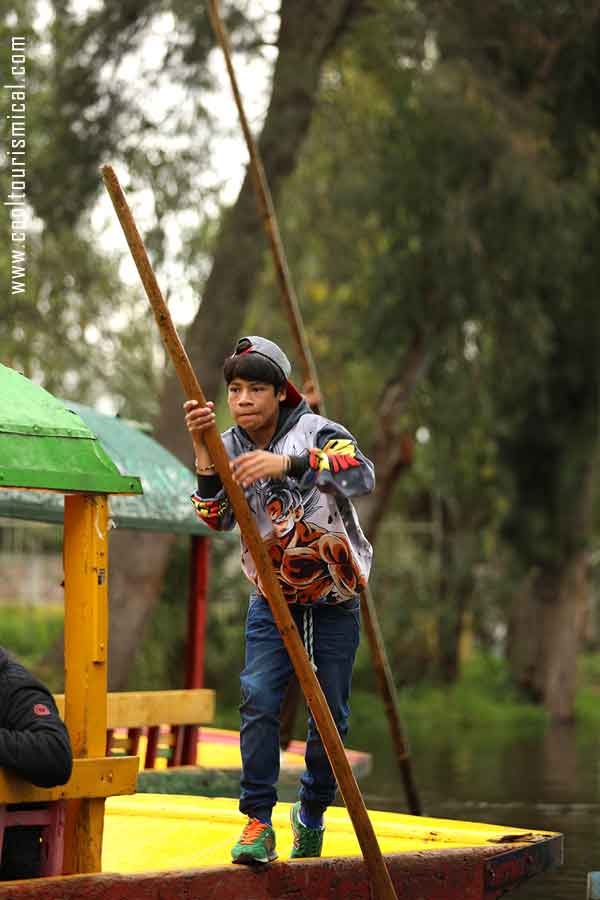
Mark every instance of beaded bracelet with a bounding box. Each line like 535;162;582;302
195;459;216;475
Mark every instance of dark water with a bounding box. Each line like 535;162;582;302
356;721;600;899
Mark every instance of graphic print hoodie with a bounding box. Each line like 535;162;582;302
191;399;375;605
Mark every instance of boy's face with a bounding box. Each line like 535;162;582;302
227;378;286;437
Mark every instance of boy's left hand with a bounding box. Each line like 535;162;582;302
231;451;288;488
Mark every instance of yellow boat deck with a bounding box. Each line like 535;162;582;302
102;793;552;873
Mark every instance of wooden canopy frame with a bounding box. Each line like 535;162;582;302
0;375;144;874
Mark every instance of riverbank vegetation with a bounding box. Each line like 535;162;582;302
7;598;600;747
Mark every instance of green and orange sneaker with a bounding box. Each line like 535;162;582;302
289;801;325;859
231;817;277;865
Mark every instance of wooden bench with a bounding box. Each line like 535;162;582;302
0;755;138;877
54;689;215;770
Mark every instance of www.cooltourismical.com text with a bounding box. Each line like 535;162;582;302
4;35;27;297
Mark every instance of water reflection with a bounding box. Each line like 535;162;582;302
356;720;600;899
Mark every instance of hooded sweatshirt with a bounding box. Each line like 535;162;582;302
0;648;73;788
191;399;375;605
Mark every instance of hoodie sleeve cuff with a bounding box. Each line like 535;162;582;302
196;474;223;495
288;454;310;479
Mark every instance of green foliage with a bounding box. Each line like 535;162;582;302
351;652;547;755
575;654;600;724
403;653;547;728
0;604;64;688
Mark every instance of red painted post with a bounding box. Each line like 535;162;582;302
144;727;160;769
186;536;209;689
126;728;142;760
169;728;184;768
181;535;210;764
0;804;6;863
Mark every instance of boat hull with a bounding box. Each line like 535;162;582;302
0;835;562;899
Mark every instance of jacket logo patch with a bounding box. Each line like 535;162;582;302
33;703;51;716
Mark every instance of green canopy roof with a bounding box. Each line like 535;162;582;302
0;374;214;535
0;365;142;495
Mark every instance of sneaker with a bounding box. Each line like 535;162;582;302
289;801;325;859
231;818;277;865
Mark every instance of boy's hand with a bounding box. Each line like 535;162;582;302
231;451;289;488
184;400;216;441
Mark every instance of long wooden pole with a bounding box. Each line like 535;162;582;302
101;164;398;900
207;0;323;411
207;0;421;815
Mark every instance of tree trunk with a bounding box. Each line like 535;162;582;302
510;560;585;721
507;570;543;702
435;519;470;684
355;332;430;542
107;0;365;688
508;453;594;721
107;529;176;689
537;552;587;722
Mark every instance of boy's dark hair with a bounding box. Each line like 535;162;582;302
223;353;286;393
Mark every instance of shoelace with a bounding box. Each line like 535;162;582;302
240;818;269;844
302;607;317;672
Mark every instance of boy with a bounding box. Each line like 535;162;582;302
184;336;374;865
0;646;73;879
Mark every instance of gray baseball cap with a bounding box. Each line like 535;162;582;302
232;336;303;406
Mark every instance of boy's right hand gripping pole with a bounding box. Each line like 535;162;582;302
101;164;399;900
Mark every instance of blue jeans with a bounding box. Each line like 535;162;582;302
239;594;361;820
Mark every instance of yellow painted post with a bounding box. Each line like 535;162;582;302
62;494;109;874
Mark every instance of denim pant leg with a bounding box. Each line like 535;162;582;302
239;594;294;818
298;599;361;816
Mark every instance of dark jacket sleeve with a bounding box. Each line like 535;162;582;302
0;665;73;788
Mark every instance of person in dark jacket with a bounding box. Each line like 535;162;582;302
0;646;73;880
